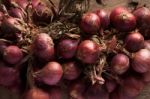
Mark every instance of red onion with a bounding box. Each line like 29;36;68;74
57;39;79;59
76;40;100;64
110;7;136;32
95;9;110;29
110;7;128;24
144;40;150;50
0;62;19;87
32;2;52;24
16;0;28;9
63;61;81;80
132;49;150;73
133;7;150;38
23;87;50;99
105;79;117;93
80;12;101;34
32;33;55;62
111;54;129;75
85;84;109;99
110;88;133;99
125;32;144;52
32;0;41;8
1;16;25;34
122;76;144;97
3;45;23;65
49;87;63;99
142;71;150;83
133;7;150;27
34;62;63;85
0;41;7;55
8;8;26;21
69;81;86;99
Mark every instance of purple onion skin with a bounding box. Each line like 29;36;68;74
0;62;19;87
95;9;110;29
32;33;55;62
32;2;52;24
57;39;79;59
16;0;28;9
69;81;86;99
80;12;101;34
132;49;150;73
105;79;117;93
1;16;25;34
63;61;81;80
32;0;41;8
23;87;50;99
110;88;133;99
49;87;63;99
110;7;136;32
125;32;144;52
76;40;100;64
34;62;63;86
144;40;150;50
111;54;129;75
110;7;129;23
133;7;150;28
122;77;144;97
85;84;109;99
3;45;23;65
8;8;26;21
133;7;150;38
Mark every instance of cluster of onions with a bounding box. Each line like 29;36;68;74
0;0;150;99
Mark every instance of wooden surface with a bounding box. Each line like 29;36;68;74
0;0;150;99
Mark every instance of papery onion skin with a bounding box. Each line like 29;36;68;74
63;61;81;80
125;32;144;52
32;2;52;24
105;79;117;93
76;40;100;64
0;62;19;87
132;49;150;73
34;62;63;85
1;16;25;34
32;33;55;62
142;71;150;83
16;0;28;9
144;40;150;50
69;81;86;99
49;87;63;99
95;9;110;29
3;45;23;65
133;7;150;27
8;8;26;21
80;12;101;34
111;54;129;75
133;7;150;38
85;84;109;99
122;76;144;97
110;88;133;99
57;39;79;59
23;87;50;99
110;7;136;32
